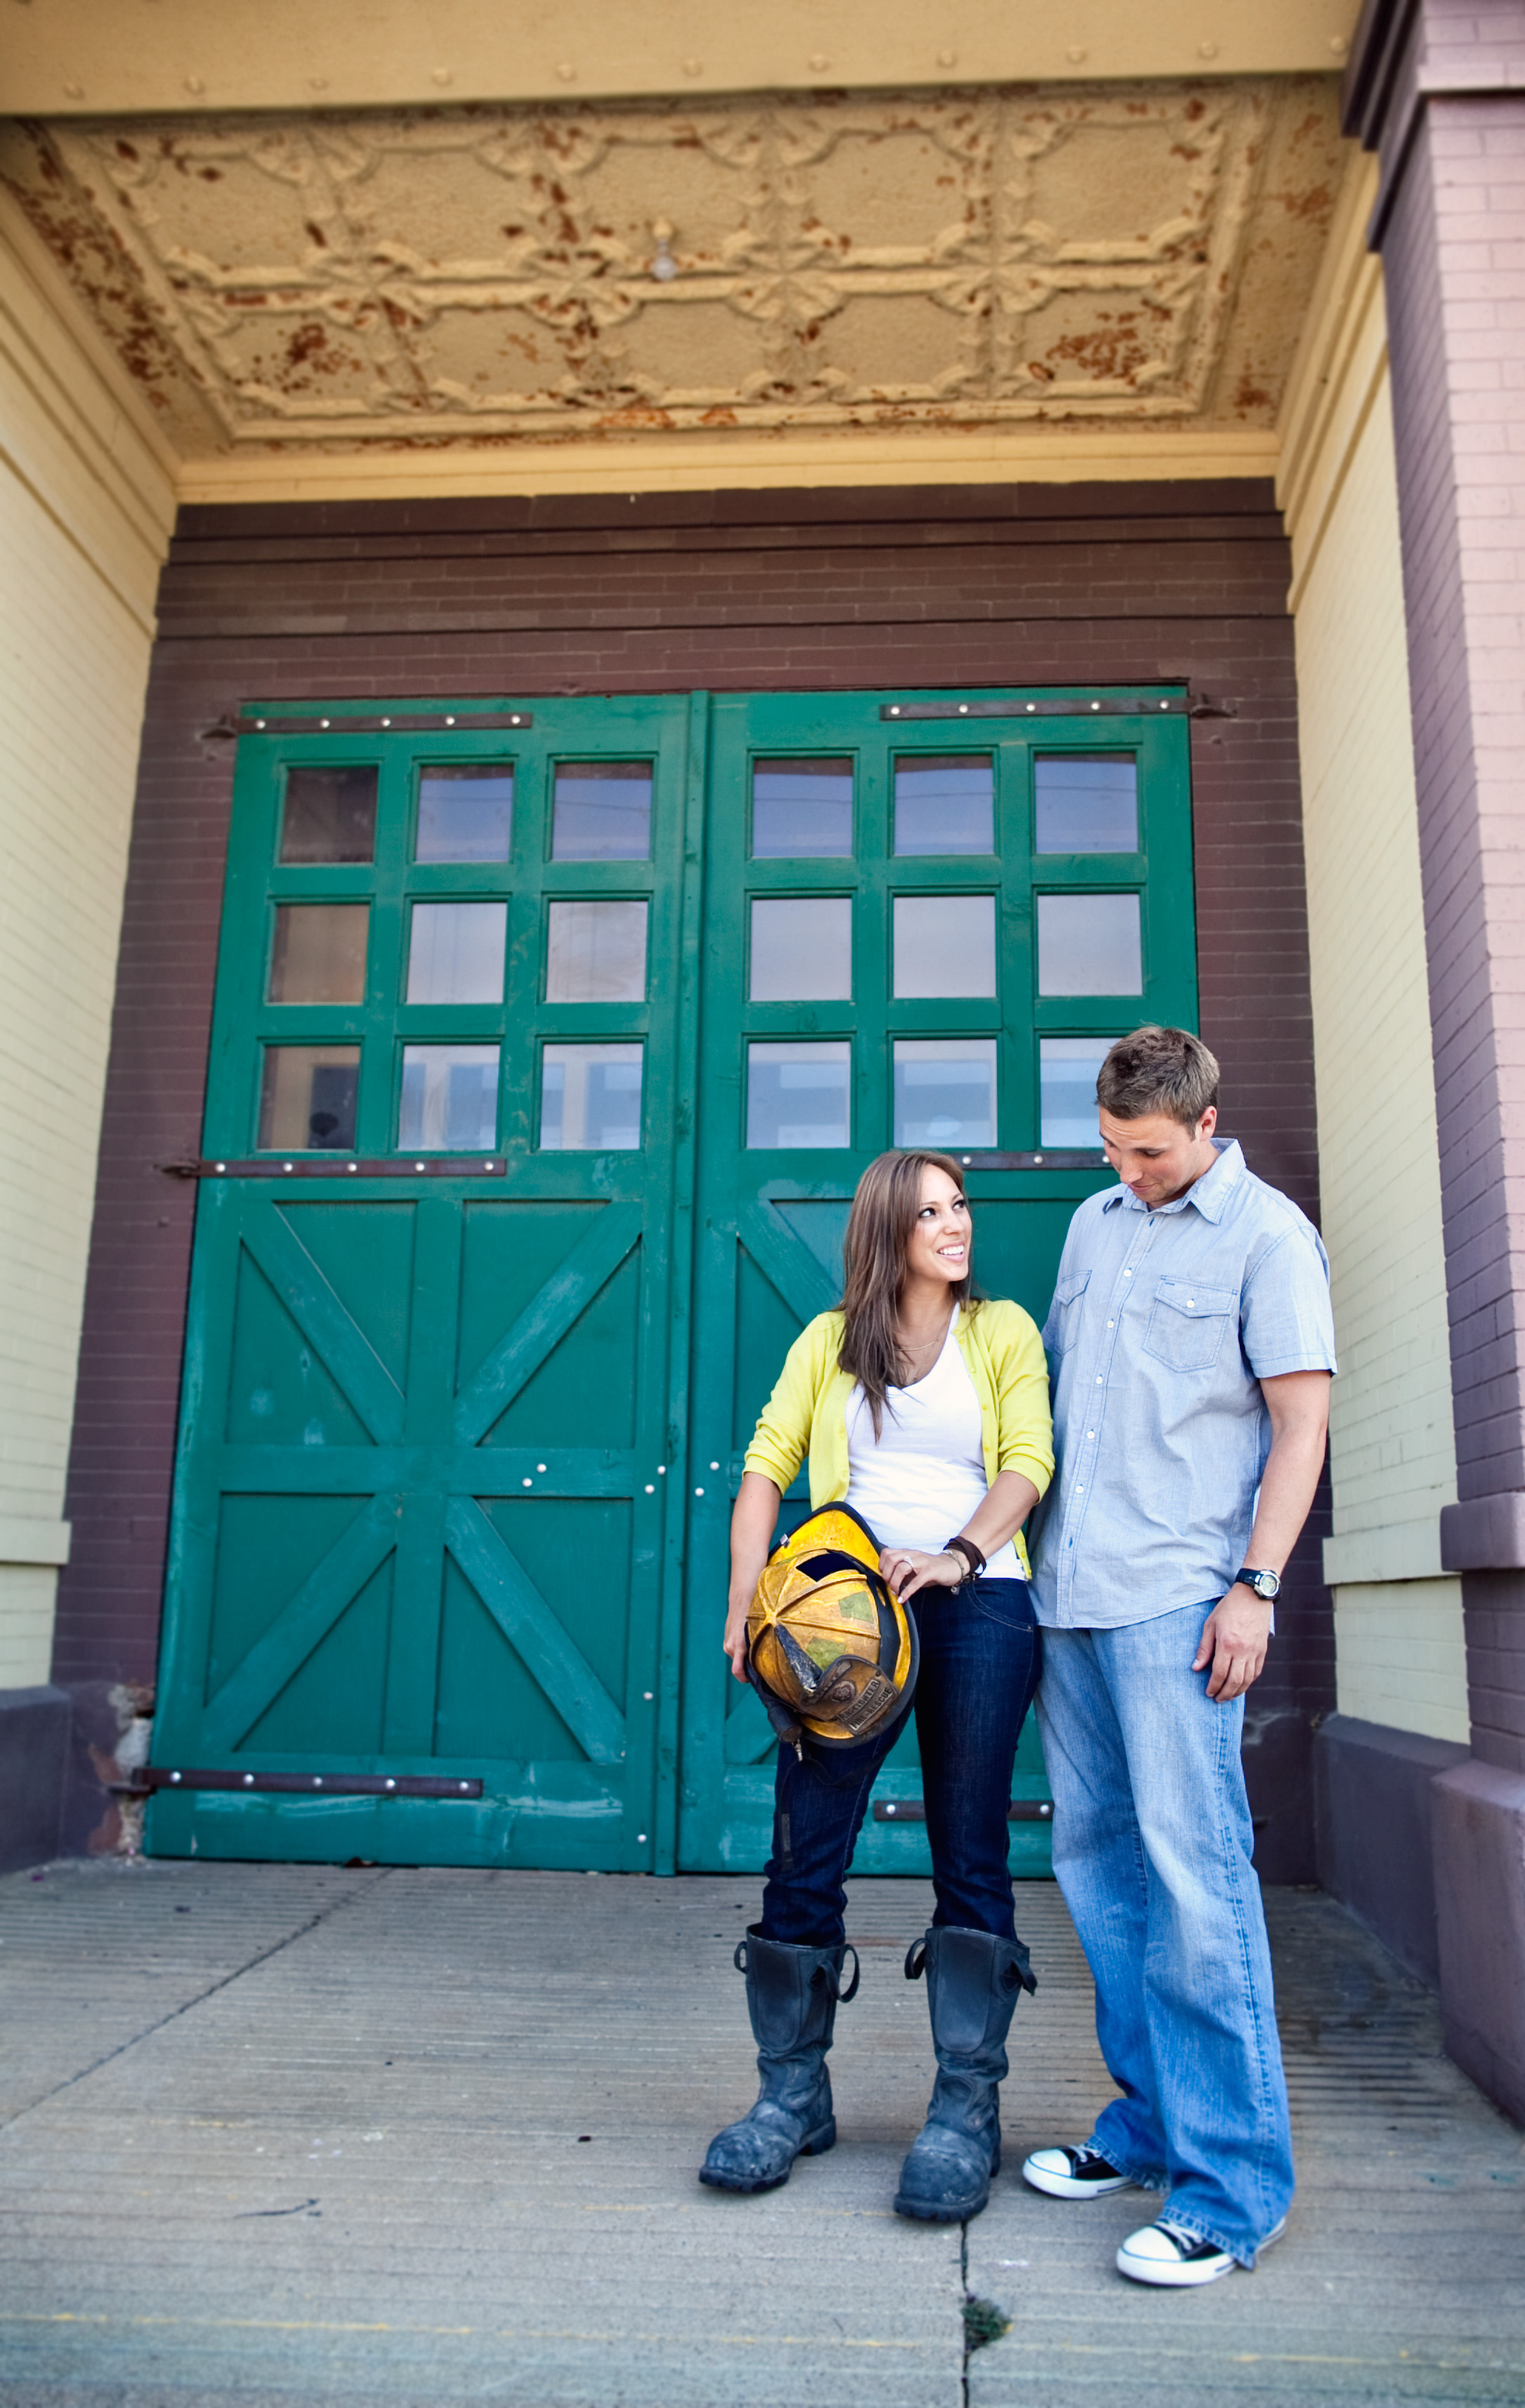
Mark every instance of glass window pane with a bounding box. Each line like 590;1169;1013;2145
894;755;993;856
552;762;652;861
750;898;853;1001
406;901;507;1003
258;1045;359;1151
416;764;514;862
746;1041;852;1149
268;904;369;1004
1034;755;1139;854
1036;894;1142;995
400;1044;500;1151
279;767;377;864
541;1043;643;1150
893;1040;996;1149
1040;1038;1111;1146
892;895;996;998
752;759;854;858
546;900;648;1002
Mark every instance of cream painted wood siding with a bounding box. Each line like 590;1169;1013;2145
0;197;173;1686
1281;160;1467;1743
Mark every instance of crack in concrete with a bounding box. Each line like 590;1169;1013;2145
0;1867;392;2136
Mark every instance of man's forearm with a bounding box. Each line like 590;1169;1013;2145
1196;1370;1330;1701
1242;1424;1328;1573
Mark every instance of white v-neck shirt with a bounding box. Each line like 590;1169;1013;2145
844;1313;1019;1577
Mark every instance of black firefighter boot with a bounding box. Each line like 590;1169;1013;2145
893;1924;1036;2222
699;1929;859;2194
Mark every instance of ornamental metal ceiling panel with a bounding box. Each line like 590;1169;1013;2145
0;78;1343;456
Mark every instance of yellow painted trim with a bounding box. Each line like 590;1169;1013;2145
1323;1519;1445;1588
177;428;1281;506
0;190;176;630
3;0;1361;117
1331;1580;1470;1746
1276;150;1389;609
0;1518;72;1569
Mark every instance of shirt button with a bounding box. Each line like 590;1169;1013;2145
1124;1269;1133;1277
1107;1320;1114;1328
1095;1375;1102;1384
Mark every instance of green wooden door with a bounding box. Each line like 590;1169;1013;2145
150;696;699;1869
678;689;1196;1874
152;683;1194;1873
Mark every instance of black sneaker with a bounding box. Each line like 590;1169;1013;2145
1022;2143;1137;2199
1116;2214;1287;2288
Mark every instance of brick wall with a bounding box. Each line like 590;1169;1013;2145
56;478;1333;1838
1351;0;1525;1773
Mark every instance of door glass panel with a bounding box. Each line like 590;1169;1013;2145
279;766;377;864
541;1043;644;1149
751;759;853;858
893;1038;996;1147
399;1044;500;1150
746;1041;851;1148
268;904;369;1004
552;762;652;861
546;899;648;1001
406;901;507;1003
892;894;996;998
1037;894;1142;995
416;764;514;863
1034;755;1138;854
893;755;993;856
258;1045;360;1151
749;897;853;1000
1040;1038;1110;1145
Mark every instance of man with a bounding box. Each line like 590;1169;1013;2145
1022;1025;1335;2288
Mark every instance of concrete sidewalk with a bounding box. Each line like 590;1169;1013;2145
0;1861;1520;2407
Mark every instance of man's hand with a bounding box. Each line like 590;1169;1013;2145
1192;1585;1273;1702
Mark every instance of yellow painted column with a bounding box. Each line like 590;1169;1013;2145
0;195;174;1686
1281;160;1467;1743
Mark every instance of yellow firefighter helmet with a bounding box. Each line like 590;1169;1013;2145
746;1502;918;1752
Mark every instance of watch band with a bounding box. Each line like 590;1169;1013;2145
1236;1566;1280;1598
944;1535;986;1585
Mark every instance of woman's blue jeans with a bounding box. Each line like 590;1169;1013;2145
758;1577;1041;1950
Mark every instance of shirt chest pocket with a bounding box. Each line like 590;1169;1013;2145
1142;1277;1238;1374
1050;1269;1092;1356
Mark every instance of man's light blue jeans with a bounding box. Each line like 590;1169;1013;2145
1035;1601;1293;2265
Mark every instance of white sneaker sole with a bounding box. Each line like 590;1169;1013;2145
1022;2151;1137;2201
1116;2215;1287;2289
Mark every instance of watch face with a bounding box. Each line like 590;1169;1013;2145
1249;1571;1279;1599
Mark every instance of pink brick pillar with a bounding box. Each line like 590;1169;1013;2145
1348;0;1525;2113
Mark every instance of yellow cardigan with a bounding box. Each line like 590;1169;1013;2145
743;1302;1055;1577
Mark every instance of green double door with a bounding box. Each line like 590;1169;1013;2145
150;686;1195;1872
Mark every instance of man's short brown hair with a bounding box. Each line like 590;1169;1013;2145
1096;1025;1220;1129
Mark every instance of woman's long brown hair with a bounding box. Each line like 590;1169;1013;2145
838;1150;980;1434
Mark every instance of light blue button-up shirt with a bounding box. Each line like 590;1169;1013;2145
1027;1139;1337;1629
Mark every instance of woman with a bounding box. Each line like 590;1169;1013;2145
701;1149;1054;2221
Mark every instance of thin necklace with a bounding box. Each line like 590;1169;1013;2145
896;1304;954;1385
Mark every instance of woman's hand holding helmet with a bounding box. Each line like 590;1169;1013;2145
879;1545;966;1601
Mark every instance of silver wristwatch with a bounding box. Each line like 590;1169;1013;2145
1236;1566;1281;1602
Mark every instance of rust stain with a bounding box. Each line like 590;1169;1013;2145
1272;183;1333;224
